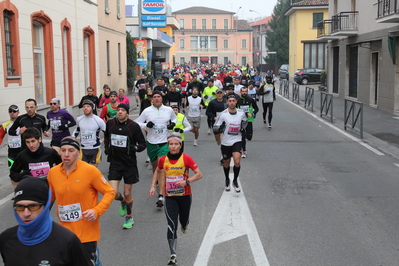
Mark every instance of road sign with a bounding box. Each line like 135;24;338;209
141;0;166;15
142;15;166;21
142;21;167;27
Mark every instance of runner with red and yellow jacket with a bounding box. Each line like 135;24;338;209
149;132;202;265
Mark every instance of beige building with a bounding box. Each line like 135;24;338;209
0;0;99;114
249;16;272;70
172;6;253;66
98;0;127;92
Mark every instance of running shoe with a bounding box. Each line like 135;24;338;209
94;247;102;266
268;124;272;129
207;128;211;135
225;180;231;191
263;120;266;125
119;202;127;217
241;151;247;158
193;140;198;146
233;181;241;193
156;196;165;207
181;225;188;234
167;255;177;265
123;216;134;229
145;157;150;163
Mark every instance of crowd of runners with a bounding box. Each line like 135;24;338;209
0;63;278;265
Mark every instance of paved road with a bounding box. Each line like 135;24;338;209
1;94;399;265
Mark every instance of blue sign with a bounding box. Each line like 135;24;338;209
142;21;167;27
142;15;166;21
142;0;166;15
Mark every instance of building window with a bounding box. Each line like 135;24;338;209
1;3;22;86
192;19;196;29
117;0;121;19
180;39;185;48
210;36;217;48
118;42;122;74
224;57;228;64
200;36;208;48
224;19;228;29
180;19;184;29
212;19;216;29
223;39;228;49
242;56;246;65
83;26;96;90
257;37;259;47
312;12;323;28
191;36;198;48
105;0;110;14
180;57;184;64
32;11;55;104
303;42;327;69
190;56;198;63
202;19;206;29
61;18;74;105
242;39;247;48
32;22;46;105
106;40;111;75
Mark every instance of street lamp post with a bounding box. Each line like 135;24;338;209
268;51;277;73
249;9;262;69
235;7;241;65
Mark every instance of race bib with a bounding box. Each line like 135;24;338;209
166;175;185;196
241;105;249;112
227;123;240;135
170;102;178;106
50;119;61;130
140;84;146;88
58;203;83;222
29;162;50;178
153;124;166;135
242;80;247;84
81;131;94;141
255;81;260;85
111;134;127;148
8;135;21;148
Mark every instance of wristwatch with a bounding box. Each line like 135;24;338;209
186;179;190;185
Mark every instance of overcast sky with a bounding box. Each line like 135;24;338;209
126;0;278;20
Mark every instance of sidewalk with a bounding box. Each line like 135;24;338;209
276;80;399;159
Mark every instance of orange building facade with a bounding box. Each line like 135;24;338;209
172;7;253;66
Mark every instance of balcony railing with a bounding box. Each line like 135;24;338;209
317;20;340;40
377;0;399;22
176;48;234;52
331;11;358;36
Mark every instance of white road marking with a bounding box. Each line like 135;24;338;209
394;163;399;168
0;193;13;207
279;95;385;156
194;171;270;266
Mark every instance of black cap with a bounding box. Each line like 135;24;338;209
9;105;19;112
110;91;118;96
117;103;129;114
152;90;162;96
14;177;49;205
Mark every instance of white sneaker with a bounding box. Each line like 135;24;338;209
268;124;272;129
207;129;211;135
241;151;247;158
193;140;198;146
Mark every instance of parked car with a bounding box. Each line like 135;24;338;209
294;68;323;85
278;64;289;80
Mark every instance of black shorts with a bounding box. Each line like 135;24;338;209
50;140;61;147
221;142;242;160
80;148;101;164
108;164;139;184
82;241;97;261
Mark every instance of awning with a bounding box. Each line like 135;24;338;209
200;57;210;61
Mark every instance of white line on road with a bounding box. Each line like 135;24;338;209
194;173;270;266
0;193;13;207
279;95;385;156
394;163;399;168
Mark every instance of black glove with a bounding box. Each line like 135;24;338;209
240;121;246;132
146;121;155;128
167;122;176;130
132;145;138;152
58;124;67;130
174;128;184;133
104;147;109;155
204;95;208;99
212;92;216;96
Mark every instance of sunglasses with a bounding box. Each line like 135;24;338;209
8;110;18;113
49;102;58;105
147;95;153;97
13;203;44;212
25;106;36;109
